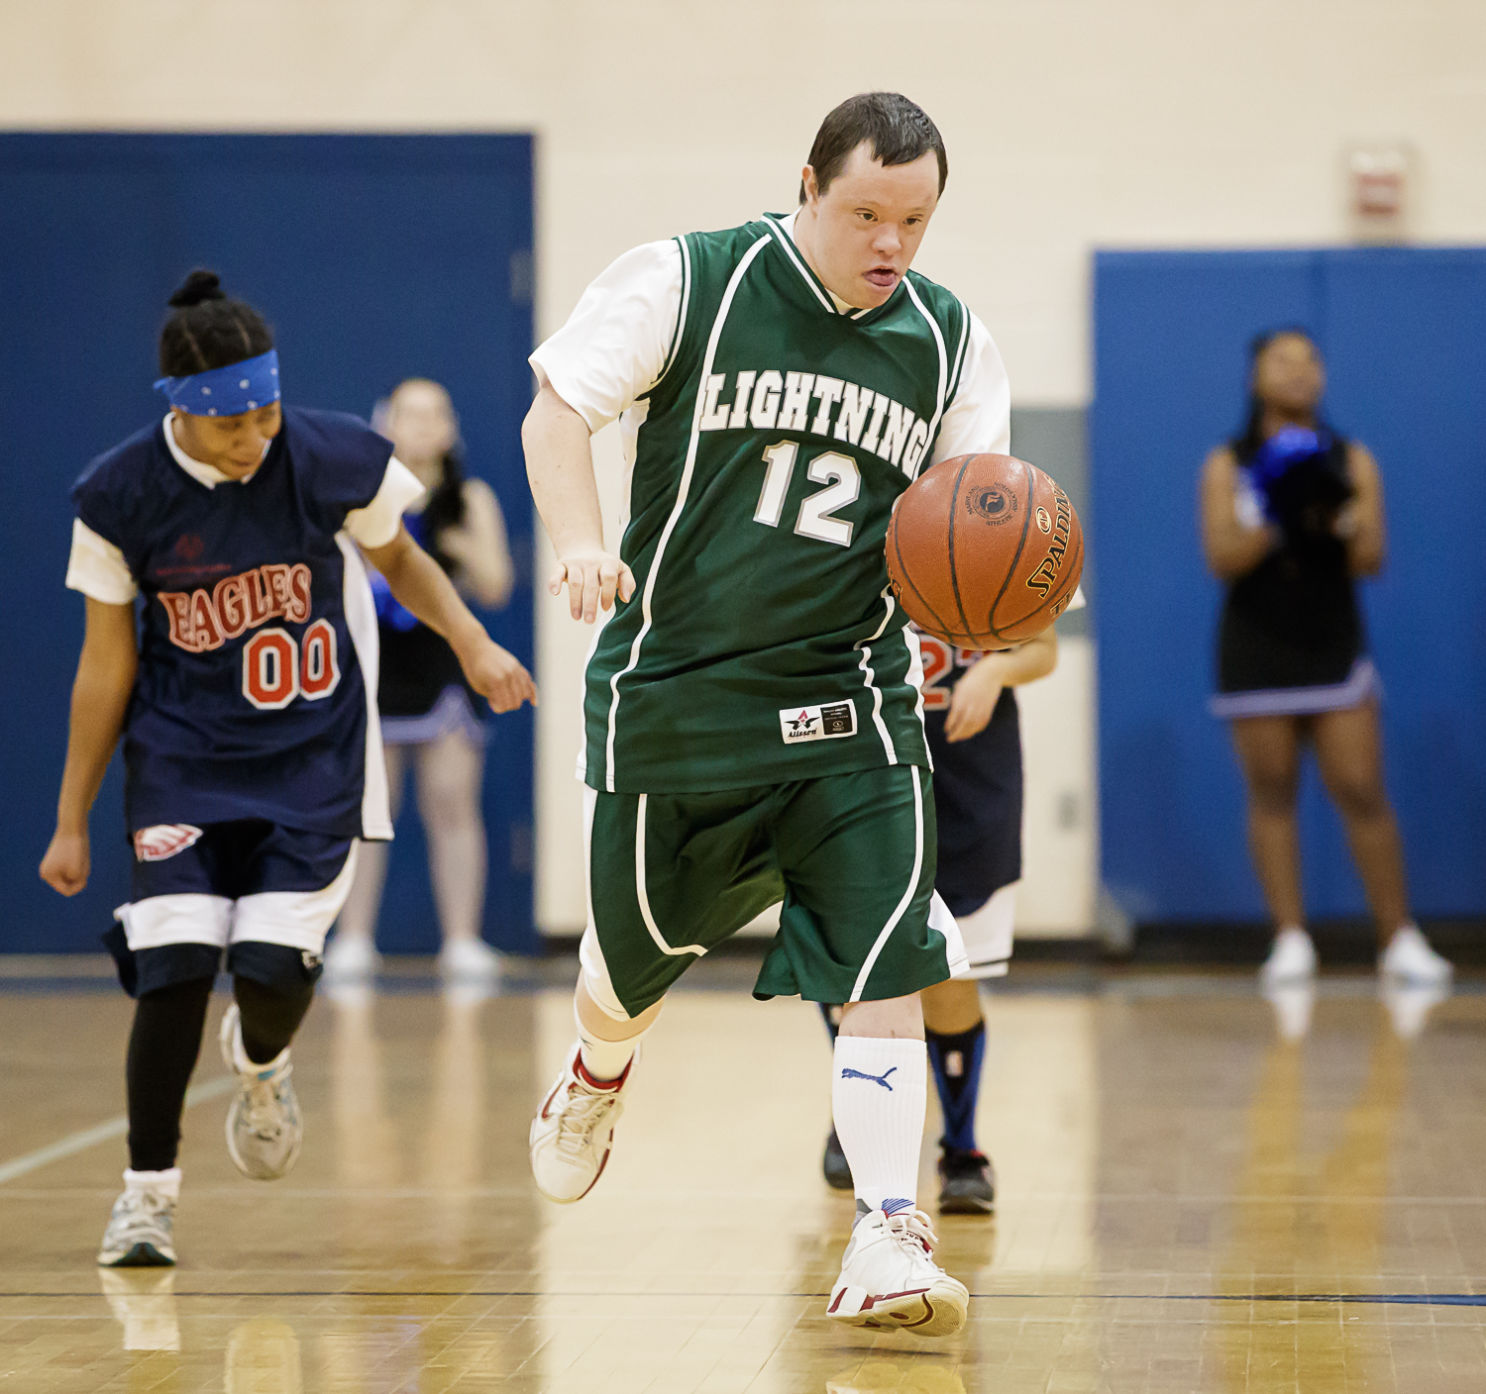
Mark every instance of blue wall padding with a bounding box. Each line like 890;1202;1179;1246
1093;248;1486;923
0;133;537;954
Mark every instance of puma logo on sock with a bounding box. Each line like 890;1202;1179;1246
840;1065;898;1091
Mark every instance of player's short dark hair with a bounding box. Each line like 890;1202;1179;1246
800;93;948;203
158;269;274;376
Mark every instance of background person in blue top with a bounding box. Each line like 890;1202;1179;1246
326;378;516;987
1199;327;1450;989
38;271;536;1270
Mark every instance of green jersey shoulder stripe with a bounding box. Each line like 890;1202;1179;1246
944;298;973;408
649;235;692;394
602;231;774;791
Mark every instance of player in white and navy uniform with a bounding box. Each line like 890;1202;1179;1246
40;271;535;1268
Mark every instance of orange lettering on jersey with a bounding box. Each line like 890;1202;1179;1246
159;563;318;654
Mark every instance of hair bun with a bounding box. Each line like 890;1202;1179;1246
168;269;226;308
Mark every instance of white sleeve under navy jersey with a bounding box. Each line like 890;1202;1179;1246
69;406;402;841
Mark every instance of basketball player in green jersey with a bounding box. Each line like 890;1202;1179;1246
524;93;1010;1337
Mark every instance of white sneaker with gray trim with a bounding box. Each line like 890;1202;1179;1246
219;1003;302;1181
1379;926;1453;986
1259;927;1317;985
98;1184;177;1268
529;1046;632;1203
827;1205;969;1337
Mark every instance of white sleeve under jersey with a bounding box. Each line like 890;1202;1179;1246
929;311;1012;464
528;239;684;433
64;456;426;604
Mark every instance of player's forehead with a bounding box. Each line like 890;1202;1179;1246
825;142;939;214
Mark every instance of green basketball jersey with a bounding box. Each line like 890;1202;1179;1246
586;214;977;794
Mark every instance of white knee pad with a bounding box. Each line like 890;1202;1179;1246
578;925;632;1022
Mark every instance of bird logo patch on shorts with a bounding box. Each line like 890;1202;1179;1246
779;702;857;744
133;824;205;862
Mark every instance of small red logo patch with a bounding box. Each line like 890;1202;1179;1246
133;824;204;862
174;534;205;562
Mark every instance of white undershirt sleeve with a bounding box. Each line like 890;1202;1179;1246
66;518;138;604
930;311;1012;465
529;240;684;433
344;457;426;549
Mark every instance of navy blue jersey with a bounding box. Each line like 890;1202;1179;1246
917;631;1023;914
71;407;395;839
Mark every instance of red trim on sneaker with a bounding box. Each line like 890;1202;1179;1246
573;1052;630;1092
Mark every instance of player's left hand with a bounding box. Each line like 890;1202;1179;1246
943;661;1005;743
458;637;538;713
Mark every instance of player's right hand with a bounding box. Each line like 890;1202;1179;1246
549;550;636;624
40;830;89;897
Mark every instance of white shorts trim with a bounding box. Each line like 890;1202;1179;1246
1210;657;1381;720
950;883;1016;981
116;843;360;957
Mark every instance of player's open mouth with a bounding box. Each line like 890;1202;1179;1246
865;267;899;290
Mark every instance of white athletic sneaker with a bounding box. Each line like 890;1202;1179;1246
219;1004;303;1181
529;1047;632;1203
322;934;381;985
827;1206;969;1337
1259;927;1317;985
1379;926;1453;986
437;937;503;984
98;1179;177;1268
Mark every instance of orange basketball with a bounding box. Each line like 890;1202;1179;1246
886;453;1084;648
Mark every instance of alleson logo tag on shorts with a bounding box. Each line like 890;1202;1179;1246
133;824;204;862
779;701;857;745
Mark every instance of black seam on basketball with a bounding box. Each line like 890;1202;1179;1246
891;514;956;643
997;523;1083;631
945;456;977;640
984;457;1037;644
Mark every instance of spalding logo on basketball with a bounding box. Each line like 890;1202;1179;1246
965;485;1017;526
885;453;1084;649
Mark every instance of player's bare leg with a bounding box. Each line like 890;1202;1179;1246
922;977;995;1214
1312;703;1451;984
1231;715;1316;983
827;991;969;1337
529;962;663;1203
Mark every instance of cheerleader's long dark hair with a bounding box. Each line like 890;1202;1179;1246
1231;326;1332;462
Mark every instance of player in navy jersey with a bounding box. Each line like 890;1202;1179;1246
819;612;1071;1211
39;270;535;1268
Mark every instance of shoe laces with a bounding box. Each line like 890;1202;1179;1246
242;1065;291;1140
116;1188;171;1225
883;1207;940;1257
553;1081;619;1159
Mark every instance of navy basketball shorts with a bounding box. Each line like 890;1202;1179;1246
107;820;358;997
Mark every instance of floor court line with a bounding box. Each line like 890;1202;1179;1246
0;1075;236;1187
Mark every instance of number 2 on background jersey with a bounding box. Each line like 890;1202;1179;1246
754;443;861;547
918;634;981;711
242;620;340;710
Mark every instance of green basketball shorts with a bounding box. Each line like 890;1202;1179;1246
579;764;967;1018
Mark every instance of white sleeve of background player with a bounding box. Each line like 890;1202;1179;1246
929;311;1012;465
65;518;137;604
528;239;684;433
343;457;426;549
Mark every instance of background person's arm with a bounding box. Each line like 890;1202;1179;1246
1339;443;1386;576
1200;446;1277;580
39;599;139;895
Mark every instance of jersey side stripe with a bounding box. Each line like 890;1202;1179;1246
603;233;774;791
760;214;835;314
635;794;709;957
854;586;902;765
849;766;926;1001
901;279;949;481
650;235;693;393
337;534;391;839
945;298;972;405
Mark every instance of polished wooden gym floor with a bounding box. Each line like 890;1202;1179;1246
2;957;1484;1393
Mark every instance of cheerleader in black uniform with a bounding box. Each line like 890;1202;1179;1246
1200;328;1450;986
326;379;515;986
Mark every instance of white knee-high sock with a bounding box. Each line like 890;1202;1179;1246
832;1035;927;1216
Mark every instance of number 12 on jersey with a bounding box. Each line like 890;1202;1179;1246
753;442;861;547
